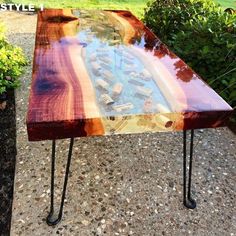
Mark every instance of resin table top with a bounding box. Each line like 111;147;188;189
27;9;233;141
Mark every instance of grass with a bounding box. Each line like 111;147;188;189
2;0;235;18
215;0;236;8
2;0;149;18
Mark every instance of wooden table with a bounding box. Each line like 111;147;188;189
26;9;233;225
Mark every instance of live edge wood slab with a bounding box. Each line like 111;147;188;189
27;9;233;141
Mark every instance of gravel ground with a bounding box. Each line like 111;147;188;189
0;11;235;236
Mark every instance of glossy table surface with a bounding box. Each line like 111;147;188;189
27;9;233;141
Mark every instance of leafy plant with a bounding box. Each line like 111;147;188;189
0;23;27;95
144;0;236;109
172;12;236;107
144;0;221;42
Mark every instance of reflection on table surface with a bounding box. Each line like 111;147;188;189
26;9;233;141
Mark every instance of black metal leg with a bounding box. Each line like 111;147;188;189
183;130;196;209
46;138;74;226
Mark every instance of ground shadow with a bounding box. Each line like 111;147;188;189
0;90;16;236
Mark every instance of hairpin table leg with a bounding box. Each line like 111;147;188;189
46;138;74;226
183;130;196;209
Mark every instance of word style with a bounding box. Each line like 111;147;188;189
0;4;44;12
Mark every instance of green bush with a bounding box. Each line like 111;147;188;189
0;23;27;95
172;12;236;107
144;0;236;109
143;0;220;42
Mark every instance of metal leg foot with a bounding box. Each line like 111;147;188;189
46;138;74;226
183;130;196;209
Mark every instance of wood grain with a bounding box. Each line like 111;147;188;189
27;9;233;141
